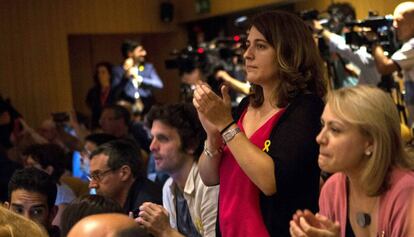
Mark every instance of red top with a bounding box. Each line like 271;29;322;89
218;108;285;237
100;87;110;106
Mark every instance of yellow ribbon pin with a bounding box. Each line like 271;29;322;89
195;218;204;233
262;140;271;152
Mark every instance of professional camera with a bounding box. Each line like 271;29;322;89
165;35;245;79
345;14;399;54
299;4;355;34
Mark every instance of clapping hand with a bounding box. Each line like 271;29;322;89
290;210;340;237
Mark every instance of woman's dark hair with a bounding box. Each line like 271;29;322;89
60;194;123;236
249;10;327;108
93;61;113;88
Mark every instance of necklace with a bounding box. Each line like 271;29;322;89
347;179;378;229
356;212;371;228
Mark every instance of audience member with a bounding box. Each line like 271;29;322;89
88;139;162;214
193;10;326;237
79;133;117;180
60;194;123;236
22;143;77;227
290;86;414;237
311;3;381;86
86;62;117;130
98;105;132;138
67;213;150;237
137;103;218;237
5;168;60;237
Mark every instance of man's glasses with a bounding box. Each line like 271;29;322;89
87;168;114;182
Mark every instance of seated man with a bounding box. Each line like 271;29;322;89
78;133;117;180
68;213;150;237
99;105;133;139
22;143;77;227
88;139;162;214
5;167;59;237
99;105;150;161
137;103;219;237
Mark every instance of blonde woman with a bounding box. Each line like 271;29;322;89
290;86;414;237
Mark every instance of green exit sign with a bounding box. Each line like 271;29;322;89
195;0;210;14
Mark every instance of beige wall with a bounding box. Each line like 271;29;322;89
176;0;296;22
0;0;181;126
0;0;403;126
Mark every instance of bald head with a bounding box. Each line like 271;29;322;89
394;2;414;16
393;2;414;41
67;213;149;237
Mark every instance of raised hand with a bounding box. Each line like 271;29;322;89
193;83;233;132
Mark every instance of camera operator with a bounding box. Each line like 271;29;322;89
310;3;382;87
371;2;414;125
313;20;382;86
303;3;357;89
180;67;250;108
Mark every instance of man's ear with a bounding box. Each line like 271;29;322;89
3;201;10;209
185;141;198;156
185;148;195;155
119;165;132;181
45;165;54;176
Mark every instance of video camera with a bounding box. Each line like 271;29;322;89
345;14;399;54
165;35;245;79
299;8;353;34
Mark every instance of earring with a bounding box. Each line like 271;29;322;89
365;150;372;156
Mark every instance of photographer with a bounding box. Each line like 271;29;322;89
371;2;414;125
112;40;164;115
181;68;250;99
168;37;250;105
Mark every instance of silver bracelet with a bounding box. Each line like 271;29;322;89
203;140;222;159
